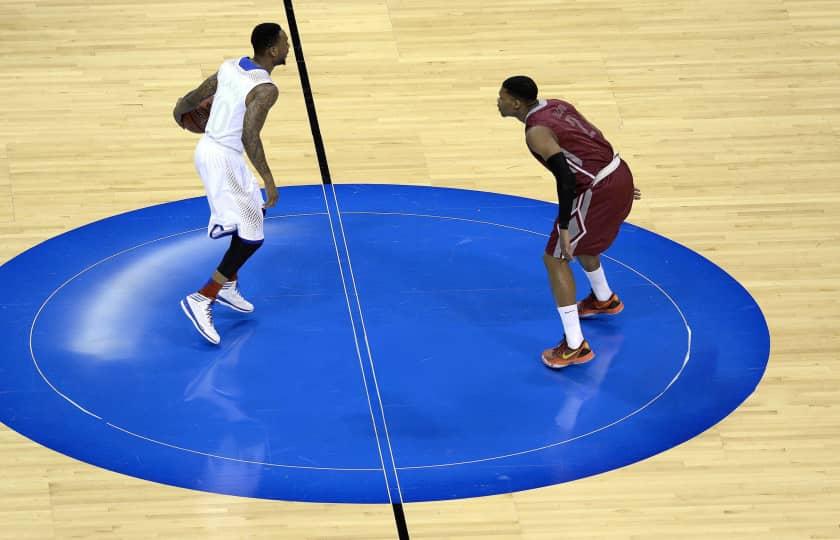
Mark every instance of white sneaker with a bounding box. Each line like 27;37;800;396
216;280;254;313
180;293;221;344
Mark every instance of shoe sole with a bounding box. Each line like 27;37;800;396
578;303;624;318
215;295;254;313
180;299;221;345
541;351;596;369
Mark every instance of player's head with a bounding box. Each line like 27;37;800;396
251;23;290;66
498;76;538;118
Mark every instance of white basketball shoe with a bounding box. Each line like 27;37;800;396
180;293;221;345
216;280;254;313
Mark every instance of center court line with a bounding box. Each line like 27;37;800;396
329;186;407;496
282;0;409;536
317;183;398;489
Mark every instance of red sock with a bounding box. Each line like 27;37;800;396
199;279;223;299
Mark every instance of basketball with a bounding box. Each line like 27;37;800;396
181;95;214;134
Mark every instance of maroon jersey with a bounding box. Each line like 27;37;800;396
525;99;615;192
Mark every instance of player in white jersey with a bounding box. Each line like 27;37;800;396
173;23;290;345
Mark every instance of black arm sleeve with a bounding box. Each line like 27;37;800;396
545;152;577;229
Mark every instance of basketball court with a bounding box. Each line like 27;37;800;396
0;1;837;538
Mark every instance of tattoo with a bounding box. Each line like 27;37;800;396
242;83;279;185
175;73;218;117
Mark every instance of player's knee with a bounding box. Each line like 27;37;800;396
577;254;600;272
543;252;566;268
233;233;263;250
243;238;263;256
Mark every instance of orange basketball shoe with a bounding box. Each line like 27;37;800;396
577;291;624;318
541;340;595;369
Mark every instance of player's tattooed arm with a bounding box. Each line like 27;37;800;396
243;83;280;208
173;72;218;126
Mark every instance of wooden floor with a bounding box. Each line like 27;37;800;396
1;0;839;538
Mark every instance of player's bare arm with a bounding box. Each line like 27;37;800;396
173;73;218;128
243;83;280;208
527;126;576;259
526;125;563;161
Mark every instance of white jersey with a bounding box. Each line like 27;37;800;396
204;57;275;153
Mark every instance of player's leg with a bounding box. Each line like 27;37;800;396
215;234;263;313
180;140;233;344
214;162;267;313
541;227;595;369
577;253;624;317
574;162;635;318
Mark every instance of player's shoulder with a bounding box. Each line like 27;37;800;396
213;58;236;81
252;81;279;100
218;58;239;71
244;81;279;108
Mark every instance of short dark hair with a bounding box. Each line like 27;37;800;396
251;23;282;55
502;76;538;102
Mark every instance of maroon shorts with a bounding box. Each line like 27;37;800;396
545;160;634;258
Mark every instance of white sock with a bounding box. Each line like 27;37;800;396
584;265;613;302
557;305;584;349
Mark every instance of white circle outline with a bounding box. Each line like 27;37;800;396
26;210;691;472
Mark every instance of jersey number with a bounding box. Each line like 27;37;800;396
563;115;598;139
552;104;598;139
206;100;234;133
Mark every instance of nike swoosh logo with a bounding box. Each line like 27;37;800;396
561;350;577;360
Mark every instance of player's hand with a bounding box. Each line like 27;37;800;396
634;187;642;200
173;98;185;128
557;227;574;262
264;184;279;209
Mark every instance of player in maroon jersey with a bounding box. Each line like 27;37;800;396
498;76;641;369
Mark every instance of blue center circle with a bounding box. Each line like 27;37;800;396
0;184;769;502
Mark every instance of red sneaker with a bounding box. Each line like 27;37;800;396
578;291;624;318
541;340;595;369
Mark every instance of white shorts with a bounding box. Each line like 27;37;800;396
194;135;265;242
